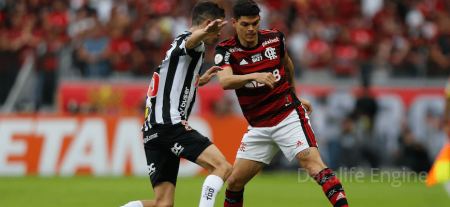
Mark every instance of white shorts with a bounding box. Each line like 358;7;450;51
236;108;318;164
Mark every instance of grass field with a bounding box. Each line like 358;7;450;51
1;172;449;207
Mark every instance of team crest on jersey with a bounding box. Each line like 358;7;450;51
229;47;244;52
251;53;263;63
265;47;277;60
214;54;223;64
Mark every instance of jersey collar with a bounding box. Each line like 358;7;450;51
234;30;262;51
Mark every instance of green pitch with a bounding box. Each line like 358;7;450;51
0;172;449;207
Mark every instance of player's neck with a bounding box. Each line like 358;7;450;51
237;34;258;48
189;26;202;33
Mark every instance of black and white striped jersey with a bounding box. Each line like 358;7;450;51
142;31;205;131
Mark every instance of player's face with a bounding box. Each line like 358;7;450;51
203;17;225;45
232;15;260;45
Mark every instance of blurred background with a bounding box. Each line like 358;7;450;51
0;0;449;178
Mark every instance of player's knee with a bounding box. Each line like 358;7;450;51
221;162;233;178
227;174;245;190
214;162;233;179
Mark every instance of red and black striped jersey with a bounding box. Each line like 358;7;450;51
214;29;296;127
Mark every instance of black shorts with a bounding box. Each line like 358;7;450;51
143;123;213;187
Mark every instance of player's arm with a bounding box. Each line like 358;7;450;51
199;66;222;86
217;66;275;89
185;19;227;49
214;46;275;89
282;52;313;115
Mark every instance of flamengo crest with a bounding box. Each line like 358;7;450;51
265;47;277;60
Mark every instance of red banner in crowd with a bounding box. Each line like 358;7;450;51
57;81;445;115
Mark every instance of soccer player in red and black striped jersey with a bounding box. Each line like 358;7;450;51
214;1;349;207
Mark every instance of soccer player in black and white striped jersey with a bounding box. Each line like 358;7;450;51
121;2;231;207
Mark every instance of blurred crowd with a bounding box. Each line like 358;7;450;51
1;0;450;83
0;0;449;170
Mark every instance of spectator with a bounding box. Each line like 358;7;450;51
76;20;111;77
396;128;432;172
352;84;380;168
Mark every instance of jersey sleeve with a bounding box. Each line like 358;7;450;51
183;33;204;57
277;30;287;59
214;46;232;68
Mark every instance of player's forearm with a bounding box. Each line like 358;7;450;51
283;57;297;94
186;30;208;49
219;74;256;90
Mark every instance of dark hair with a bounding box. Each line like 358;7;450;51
232;0;260;20
191;1;225;26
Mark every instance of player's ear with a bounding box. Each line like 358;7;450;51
231;18;237;28
204;19;212;27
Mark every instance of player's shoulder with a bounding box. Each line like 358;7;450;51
174;31;193;42
218;36;237;47
259;29;283;36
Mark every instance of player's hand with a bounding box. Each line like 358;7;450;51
252;72;276;89
299;98;313;115
199;66;223;86
204;19;228;34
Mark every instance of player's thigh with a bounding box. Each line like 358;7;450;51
196;144;230;174
236;126;279;165
144;135;181;188
272;110;318;162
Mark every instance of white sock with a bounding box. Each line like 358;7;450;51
199;175;224;207
121;200;143;207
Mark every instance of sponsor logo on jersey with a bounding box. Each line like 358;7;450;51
265;47;277;60
179;87;190;116
240;59;248;65
229;47;244;52
224;51;231;65
244;69;280;89
251;53;263;63
245;81;265;88
144;133;158;144
262;37;279;47
171;143;184;156
148;163;156;176
214;54;223;64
